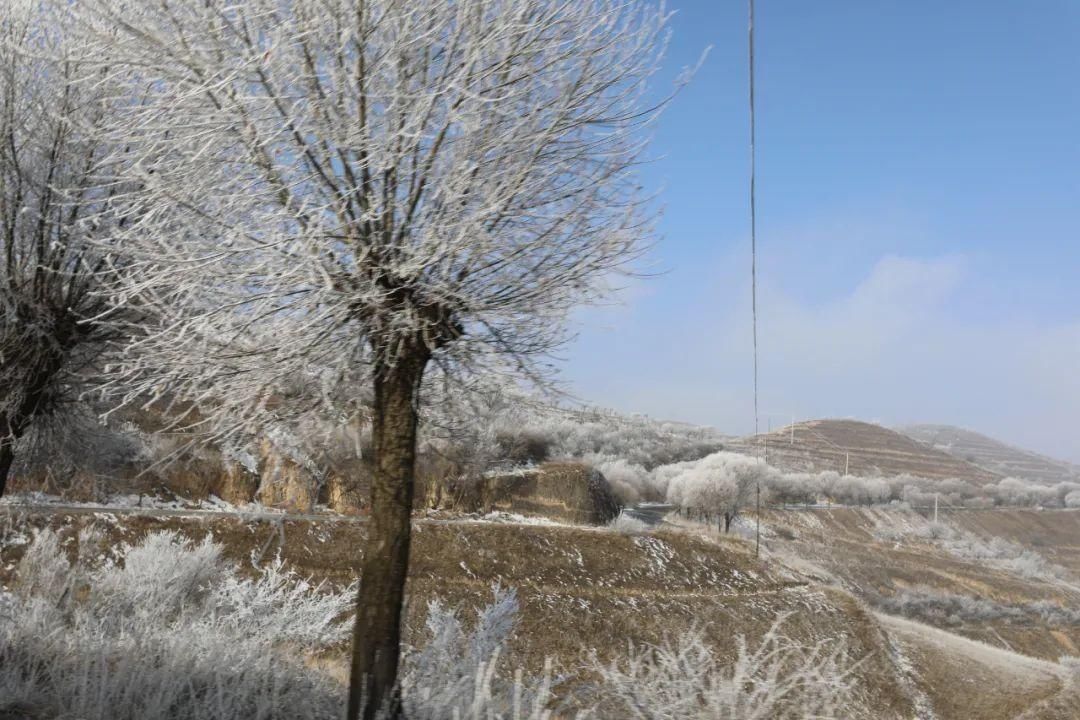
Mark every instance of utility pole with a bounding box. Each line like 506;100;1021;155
844;452;850;476
934;493;939;524
755;481;761;558
790;415;795;445
765;417;770;464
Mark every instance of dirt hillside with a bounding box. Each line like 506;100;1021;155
728;419;1001;483
900;424;1080;486
758;507;1080;661
1;508;916;719
4;504;1078;718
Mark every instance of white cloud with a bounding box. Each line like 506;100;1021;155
565;253;1080;463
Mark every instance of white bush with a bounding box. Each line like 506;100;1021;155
589;616;858;719
589;456;652;505
876;586;1080;627
992;477;1058;507
401;586;558;719
662;452;774;530
1;528;352;720
606;512;650;535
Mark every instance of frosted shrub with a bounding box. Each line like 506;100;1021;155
590;616;858;719
992;477;1058;507
92;531;227;626
913;522;957;541
1060;656;1080;685
1066;490;1080;508
13;526;73;604
0;528;351;720
401;586;559;719
876;587;1023;626
606;512;650;535
872;525;905;543
2;533;559;720
876;586;1080;627
590;457;652;505
764;472;819;506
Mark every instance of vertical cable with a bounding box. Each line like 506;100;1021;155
750;0;762;557
748;0;759;440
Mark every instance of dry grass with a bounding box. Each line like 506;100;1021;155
1;509;915;719
758;507;1080;663
9;504;1079;718
727;419;999;483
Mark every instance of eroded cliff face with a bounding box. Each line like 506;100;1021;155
423;461;622;525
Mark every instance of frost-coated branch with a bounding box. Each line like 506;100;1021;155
72;0;683;440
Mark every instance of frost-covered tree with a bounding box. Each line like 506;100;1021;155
0;2;127;496
75;1;684;716
665;452;773;532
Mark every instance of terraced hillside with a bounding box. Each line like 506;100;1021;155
757;507;1080;660
727;419;1001;483
900;424;1080;486
0;508;918;719
5;504;1080;718
750;506;1080;719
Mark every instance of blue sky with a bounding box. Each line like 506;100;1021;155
562;1;1080;461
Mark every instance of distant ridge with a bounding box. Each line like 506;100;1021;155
898;424;1080;486
726;419;1000;485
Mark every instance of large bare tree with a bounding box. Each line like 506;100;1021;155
0;2;126;496
77;1;684;716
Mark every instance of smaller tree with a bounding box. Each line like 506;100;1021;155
0;2;127;495
666;452;773;532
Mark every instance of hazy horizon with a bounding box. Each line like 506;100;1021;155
561;0;1080;463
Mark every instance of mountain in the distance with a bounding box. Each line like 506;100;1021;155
897;424;1080;486
726;419;1001;485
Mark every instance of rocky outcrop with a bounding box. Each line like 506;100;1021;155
256;439;315;513
323;471;366;514
430;461;622;525
209;462;259;506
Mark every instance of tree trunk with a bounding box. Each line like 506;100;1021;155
348;351;429;720
0;438;14;498
724;512;733;533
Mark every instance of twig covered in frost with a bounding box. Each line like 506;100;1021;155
0;528;352;720
589;616;860;720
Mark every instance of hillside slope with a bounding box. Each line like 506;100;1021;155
900;424;1080;486
759;507;1080;661
6;503;1080;718
727;419;1000;483
1;508;918;719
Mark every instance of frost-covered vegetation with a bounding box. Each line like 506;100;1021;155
419;382;727;500
871;515;1073;584
605;511;650;534
590;616;858;720
0;529;861;719
0;529;350;719
873;586;1080;627
649;450;1080;517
